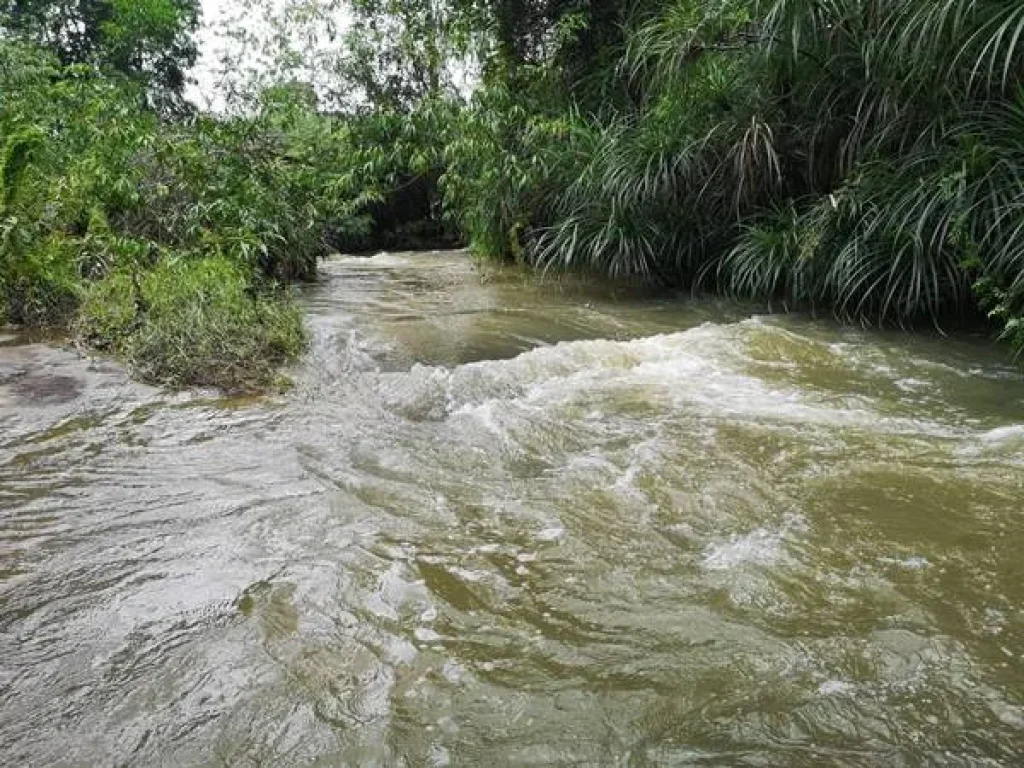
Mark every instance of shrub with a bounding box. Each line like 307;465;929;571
76;257;306;391
0;41;320;389
0;236;84;326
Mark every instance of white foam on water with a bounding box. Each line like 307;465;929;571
429;744;451;767
878;556;931;571
342;328;385;373
414;627;442;644
818;680;858;697
326;251;468;270
701;512;808;573
701;527;788;572
895;378;930;393
377;321;970;442
983;608;1007;636
959;423;1024;461
419;607;438;623
453;398;506;435
535;526;565;543
979;425;1024;444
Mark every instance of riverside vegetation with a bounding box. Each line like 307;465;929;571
3;0;1024;390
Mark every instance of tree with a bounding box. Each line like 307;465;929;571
0;0;200;97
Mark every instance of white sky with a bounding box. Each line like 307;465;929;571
187;0;477;111
187;0;232;107
188;0;353;111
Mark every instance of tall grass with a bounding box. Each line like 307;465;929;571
448;0;1024;351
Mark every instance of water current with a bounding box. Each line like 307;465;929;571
2;251;1024;765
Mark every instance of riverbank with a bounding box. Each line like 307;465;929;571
7;0;1024;393
0;42;452;393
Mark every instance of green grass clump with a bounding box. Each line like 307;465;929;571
0;237;83;327
76;257;306;391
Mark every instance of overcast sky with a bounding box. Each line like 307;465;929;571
189;0;353;109
188;0;476;110
187;0;234;107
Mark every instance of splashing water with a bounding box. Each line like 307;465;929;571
2;251;1024;765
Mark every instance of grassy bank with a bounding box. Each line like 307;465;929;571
440;0;1024;360
0;34;454;391
5;0;1024;382
0;42;320;390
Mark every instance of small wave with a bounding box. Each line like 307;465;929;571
979;425;1024;445
325;251;469;271
958;424;1024;461
374;322;963;442
701;527;787;571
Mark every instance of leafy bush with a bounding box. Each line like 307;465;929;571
0;40;366;389
442;66;588;261
0;236;84;326
76;257;306;391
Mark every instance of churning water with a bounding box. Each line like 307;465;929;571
2;251;1024;765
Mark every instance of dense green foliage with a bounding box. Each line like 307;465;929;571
5;0;1024;387
0;41;323;389
1;0;200;103
0;5;456;389
441;0;1024;356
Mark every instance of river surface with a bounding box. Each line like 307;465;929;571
2;251;1024;766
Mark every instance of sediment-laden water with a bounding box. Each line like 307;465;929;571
2;251;1023;765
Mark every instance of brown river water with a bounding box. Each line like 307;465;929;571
2;251;1024;766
